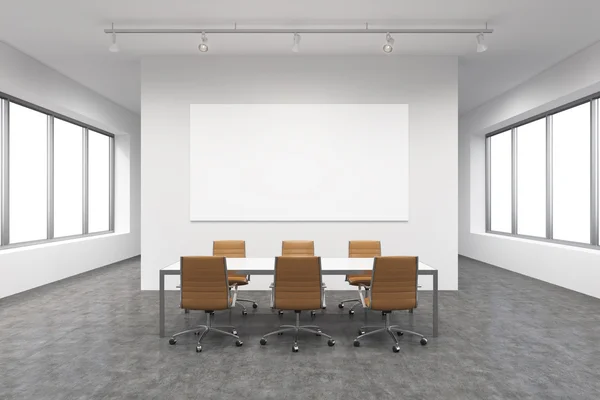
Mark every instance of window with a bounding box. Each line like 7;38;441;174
489;130;512;233
88;130;111;233
552;104;590;243
0;93;114;249
486;98;599;249
517;119;546;237
9;103;47;244
54;118;83;238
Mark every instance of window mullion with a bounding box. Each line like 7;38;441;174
546;115;553;240
82;128;89;234
511;128;518;234
47;115;54;240
485;137;491;231
0;100;9;246
109;137;115;232
591;100;599;246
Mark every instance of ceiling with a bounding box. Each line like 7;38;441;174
1;0;600;115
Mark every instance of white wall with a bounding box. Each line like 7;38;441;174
460;41;600;299
141;56;458;291
0;42;141;298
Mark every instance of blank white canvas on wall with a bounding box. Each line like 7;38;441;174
190;104;409;221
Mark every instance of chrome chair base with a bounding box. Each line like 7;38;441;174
229;285;258;315
260;312;335;352
338;298;362;314
339;287;369;315
234;298;258;315
353;313;427;352
169;311;243;352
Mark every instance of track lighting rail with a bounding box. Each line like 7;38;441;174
103;28;493;35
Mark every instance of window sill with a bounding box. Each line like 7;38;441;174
0;231;126;254
473;232;600;254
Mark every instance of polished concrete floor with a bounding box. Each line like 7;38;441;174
1;256;599;400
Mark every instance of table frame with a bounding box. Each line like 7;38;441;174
159;264;438;338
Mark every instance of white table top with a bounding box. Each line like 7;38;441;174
162;257;435;274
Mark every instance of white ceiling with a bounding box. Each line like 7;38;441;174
1;0;600;115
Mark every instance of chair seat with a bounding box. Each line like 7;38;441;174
228;276;249;286
347;274;372;286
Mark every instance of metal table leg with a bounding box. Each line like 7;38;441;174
160;270;166;337
433;270;438;337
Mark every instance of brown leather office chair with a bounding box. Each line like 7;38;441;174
352;256;428;353
281;240;315;256
276;241;324;315
338;240;381;315
260;256;336;352
168;256;243;352
213;240;258;315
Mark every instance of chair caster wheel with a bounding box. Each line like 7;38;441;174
338;303;344;309
169;338;177;345
392;345;400;353
196;345;202;352
210;312;215;316
292;344;299;352
358;329;365;335
397;331;404;336
353;340;360;347
242;310;248;316
232;330;238;335
327;339;335;347
349;310;355;315
381;311;387;316
235;340;243;347
420;338;428;345
277;332;284;335
316;330;322;336
310;311;316;317
252;303;258;309
260;338;267;345
278;310;284;316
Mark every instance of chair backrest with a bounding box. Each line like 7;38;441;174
180;256;230;311
349;240;381;258
213;240;246;258
281;240;314;257
273;256;322;310
369;256;418;311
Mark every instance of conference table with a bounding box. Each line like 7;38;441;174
159;258;438;338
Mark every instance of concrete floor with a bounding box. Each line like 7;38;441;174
1;256;599;399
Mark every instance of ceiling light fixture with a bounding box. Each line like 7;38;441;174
476;33;488;53
104;24;494;54
108;23;119;53
383;32;394;53
292;33;301;53
198;32;209;52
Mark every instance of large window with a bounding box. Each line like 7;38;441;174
552;104;590;243
489;130;512;233
88;130;111;233
54;118;84;238
516;118;546;237
9;104;48;243
0;94;114;248
486;98;599;248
